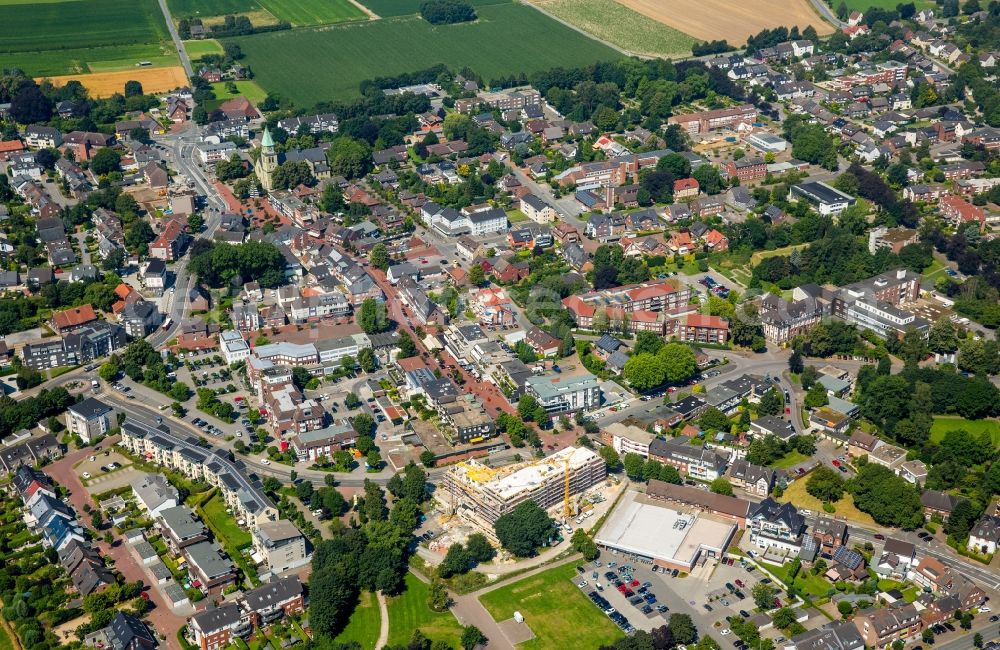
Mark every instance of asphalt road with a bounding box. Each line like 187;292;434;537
806;0;846;28
155;0;193;77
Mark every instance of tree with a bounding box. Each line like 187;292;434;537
927;317;958;355
357;298;389;334
370;244;390;271
789;350;804;374
599;445;621;470
623;452;646;479
439;543;471;578
465;533;495;563
464;263;487;287
710;478;733;496
428;577;450;612
804;382;829;409
758;388;784;417
624;353;666;390
353;413;375;437
123;79;144;97
493;500;553;557
461;625;486;650
838;600;854;619
570;528;599;560
91;148;122;175
634;331;664;356
98;362;119;382
699;407;730;432
358;347;377;373
752;582;777;610
659;343;697;383
849;463;923;529
668;614;697;645
806;466;845;502
944;499;981;540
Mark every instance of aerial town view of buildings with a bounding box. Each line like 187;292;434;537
1;1;1000;650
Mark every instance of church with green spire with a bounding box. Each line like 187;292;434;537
256;126;279;192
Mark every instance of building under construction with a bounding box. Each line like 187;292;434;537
444;446;606;532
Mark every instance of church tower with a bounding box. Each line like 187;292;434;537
256;127;278;192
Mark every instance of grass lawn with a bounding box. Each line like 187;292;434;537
761;561;833;598
210;80;269;104
921;258;946;280
479;562;623;650
929;416;1000;448
749;243;809;266
507;209;530;223
198;490;252;549
386;573;463;647
777;477;877;527
227;3;622;105
0;625;14;650
334;591;381;650
771;450;807;469
528;0;696;58
184;38;224;59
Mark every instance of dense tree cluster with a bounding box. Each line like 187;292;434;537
623;343;698;390
311;473;428;639
0;387;74;438
848;463;923;529
188;240;287;288
493;501;554;557
746;434;815;466
420;0;476;24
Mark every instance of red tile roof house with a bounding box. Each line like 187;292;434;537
704;229;729;252
218;96;261;121
149;217;190;261
939;195;985;232
0;139;25;161
673;178;700;199
52;304;98;333
673;314;729;344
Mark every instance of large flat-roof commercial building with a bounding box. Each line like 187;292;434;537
445;446;606;530
645;479;751;528
789;181;856;215
595;490;736;572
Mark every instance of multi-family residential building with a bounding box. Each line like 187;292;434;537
746;497;805;555
241;577;306;627
119;419;279;526
787;621;864;650
648;437;726;481
131;473;179;517
65;397;114;444
189;602;250;650
789;181;856;215
158;505;208;553
252;521;309;574
524;372;602;414
874;537;916;579
853;603;922;649
290;421;357;461
968;514;1000;555
667;105;758;134
728;459;775;497
220;330;252;364
601;422;656;458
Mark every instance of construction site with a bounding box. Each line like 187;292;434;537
441;446;608;538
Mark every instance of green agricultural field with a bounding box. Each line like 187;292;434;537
334;591;381;650
834;0;933;11
930;416;1000;448
168;0;259;19
169;0;364;24
359;0;506;17
386;573;463;647
258;0;366;24
211;80;269;104
479;563;623;650
227;3;623;106
0;0;169;55
7;43;177;76
530;0;696;58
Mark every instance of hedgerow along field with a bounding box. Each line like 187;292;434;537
529;0;696;58
226;2;624;106
0;0;171;75
357;0;507;18
168;0;366;24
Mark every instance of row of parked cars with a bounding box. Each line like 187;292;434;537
699;276;730;298
585;590;635;635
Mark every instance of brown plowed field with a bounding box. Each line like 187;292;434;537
614;0;834;44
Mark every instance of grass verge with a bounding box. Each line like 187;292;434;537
386;573;463;647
